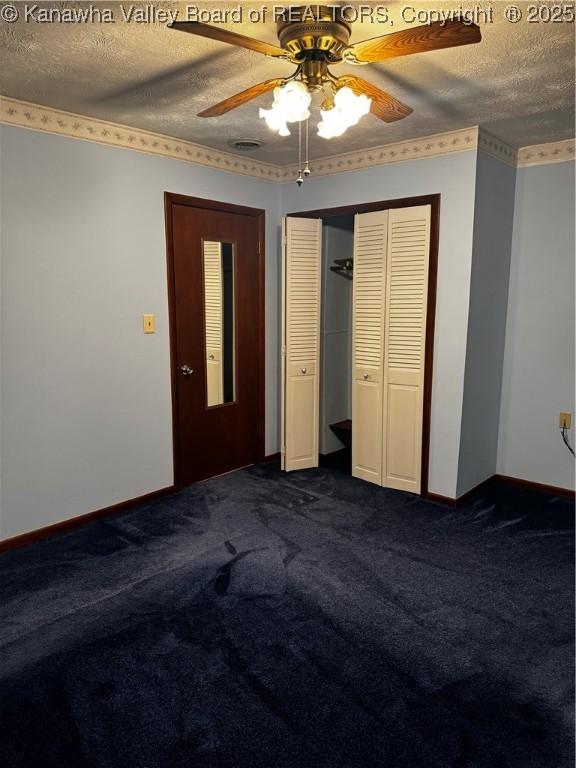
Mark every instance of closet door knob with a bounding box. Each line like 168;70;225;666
209;354;215;360
301;367;307;374
363;373;369;380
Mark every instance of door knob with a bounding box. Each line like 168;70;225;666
363;373;369;380
301;367;307;374
180;365;194;376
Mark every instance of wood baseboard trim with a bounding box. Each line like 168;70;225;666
425;492;457;507
426;473;575;506
1;471;570;556
456;475;498;505
425;476;495;506
0;485;176;555
494;474;575;500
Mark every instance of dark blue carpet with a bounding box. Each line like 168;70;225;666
0;459;573;768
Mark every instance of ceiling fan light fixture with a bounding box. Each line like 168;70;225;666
259;106;291;136
317;86;371;139
259;80;312;135
335;86;371;121
317;109;347;139
277;81;312;122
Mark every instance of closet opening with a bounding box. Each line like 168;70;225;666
284;194;439;498
319;214;354;475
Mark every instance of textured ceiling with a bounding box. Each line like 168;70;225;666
0;1;574;164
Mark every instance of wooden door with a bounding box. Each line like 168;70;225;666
281;217;322;471
166;195;264;487
382;205;431;493
351;210;389;485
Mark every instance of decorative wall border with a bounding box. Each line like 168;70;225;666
477;128;518;167
0;95;284;182
517;138;575;168
1;95;574;179
279;126;480;179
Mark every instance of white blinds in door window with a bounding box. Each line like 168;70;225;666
352;210;388;485
383;205;431;494
203;241;224;407
282;217;322;471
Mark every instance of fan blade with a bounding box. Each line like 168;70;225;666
337;76;412;123
198;79;285;117
347;20;481;63
170;21;286;57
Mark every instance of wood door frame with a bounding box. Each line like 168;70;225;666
287;193;440;498
164;192;266;489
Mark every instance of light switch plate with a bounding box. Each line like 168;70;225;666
143;314;155;334
559;412;572;429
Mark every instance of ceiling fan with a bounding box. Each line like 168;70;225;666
170;6;481;126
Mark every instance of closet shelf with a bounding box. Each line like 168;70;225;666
329;419;352;451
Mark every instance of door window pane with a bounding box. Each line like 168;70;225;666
203;241;236;407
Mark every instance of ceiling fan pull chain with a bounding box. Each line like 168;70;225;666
296;119;304;186
304;117;311;178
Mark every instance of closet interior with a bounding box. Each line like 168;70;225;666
319;215;354;471
281;202;433;496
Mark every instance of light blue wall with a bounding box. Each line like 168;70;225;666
457;151;516;496
0;125;282;538
2;120;572;540
498;161;575;489
281;151;479;497
1;131;480;539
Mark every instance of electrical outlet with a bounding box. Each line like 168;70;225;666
143;314;156;334
559;412;572;429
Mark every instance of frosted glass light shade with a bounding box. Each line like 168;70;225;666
334;87;371;123
317;107;348;139
317;87;371;139
276;81;311;123
259;81;312;135
259;83;370;139
259;107;290;136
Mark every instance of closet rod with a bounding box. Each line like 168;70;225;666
330;257;353;279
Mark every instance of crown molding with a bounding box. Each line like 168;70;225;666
0;95;284;182
1;96;574;179
517;138;575;168
279;127;480;180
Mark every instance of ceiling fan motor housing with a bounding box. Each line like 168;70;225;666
276;5;352;65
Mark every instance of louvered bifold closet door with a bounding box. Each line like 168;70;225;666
352;210;389;485
203;241;224;407
383;205;431;493
281;217;322;471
